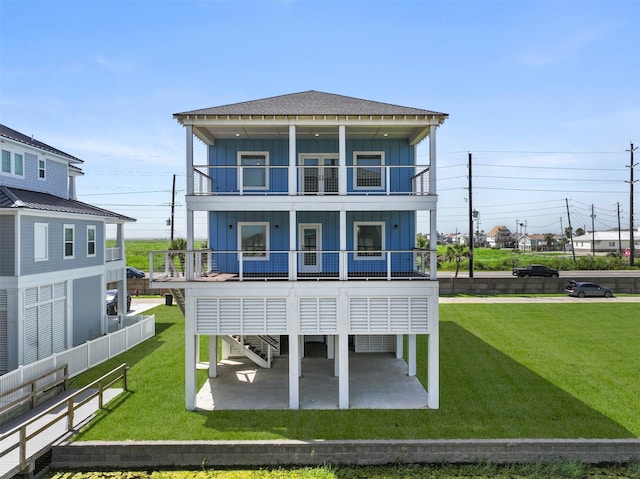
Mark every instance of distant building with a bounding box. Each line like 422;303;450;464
573;230;640;255
486;225;513;248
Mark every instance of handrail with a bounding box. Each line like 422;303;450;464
0;363;128;471
0;364;69;415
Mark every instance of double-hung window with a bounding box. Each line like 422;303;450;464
87;225;96;257
38;158;46;179
353;152;384;190
238;152;269;191
63;225;74;259
354;222;385;258
238;222;269;260
1;149;24;177
34;223;49;261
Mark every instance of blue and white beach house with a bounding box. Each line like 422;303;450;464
0;124;134;374
151;91;447;410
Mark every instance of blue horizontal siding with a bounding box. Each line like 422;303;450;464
209;211;415;274
209;138;415;194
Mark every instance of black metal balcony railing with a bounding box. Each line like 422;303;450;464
149;249;432;282
192;164;430;196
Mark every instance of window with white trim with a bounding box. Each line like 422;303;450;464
34;223;48;261
354;222;385;258
63;225;74;259
238;152;269;190
38;158;46;179
1;149;24;177
87;225;96;257
239;222;269;260
353;152;384;190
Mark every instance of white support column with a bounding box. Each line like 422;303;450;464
186;210;194;280
289;334;300;409
185;292;197;410
339;210;347;280
208;335;218;378
289;210;297;280
396;334;403;359
186;125;194;196
333;335;339;376
338;333;349;409
428;127;438;281
289;125;297;195
407;334;416;377
327;334;335;359
338;124;347;195
428;329;439;409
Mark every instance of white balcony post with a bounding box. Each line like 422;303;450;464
429;128;439;280
289;210;297;280
238;252;244;281
186;125;194;196
289;125;297;195
338;124;346;195
386;251;392;280
385;165;391;196
339;210;347;280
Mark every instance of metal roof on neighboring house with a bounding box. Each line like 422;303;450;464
0;124;84;164
175;90;448;118
0;186;135;221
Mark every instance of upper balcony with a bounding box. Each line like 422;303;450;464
192;164;430;197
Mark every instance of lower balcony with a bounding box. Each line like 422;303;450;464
149;249;432;283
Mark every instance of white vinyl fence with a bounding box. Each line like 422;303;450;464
0;315;155;403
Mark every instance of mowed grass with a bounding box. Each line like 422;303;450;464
71;303;639;441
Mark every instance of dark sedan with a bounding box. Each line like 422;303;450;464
565;281;613;298
127;266;145;278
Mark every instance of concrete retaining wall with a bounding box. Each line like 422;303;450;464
51;439;640;470
438;275;640;295
118;276;640;298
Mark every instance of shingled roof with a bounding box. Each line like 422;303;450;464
175;90;447;118
0;124;84;164
0;186;135;221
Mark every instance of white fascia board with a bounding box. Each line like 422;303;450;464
186;194;437;212
16;209;112;223
181;116;443;128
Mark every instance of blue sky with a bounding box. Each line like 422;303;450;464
2;0;638;239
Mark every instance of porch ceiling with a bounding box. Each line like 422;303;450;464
191;123;433;145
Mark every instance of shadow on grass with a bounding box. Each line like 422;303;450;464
196;321;633;440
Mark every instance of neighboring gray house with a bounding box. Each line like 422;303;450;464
0;124;134;374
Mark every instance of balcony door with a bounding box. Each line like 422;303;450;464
298;224;322;273
300;155;338;194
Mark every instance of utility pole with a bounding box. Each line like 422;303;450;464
590;205;596;255
566;198;576;262
617;202;622;256
468;152;474;278
626;143;638;266
170;174;176;244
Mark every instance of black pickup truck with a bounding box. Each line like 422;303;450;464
512;264;559;278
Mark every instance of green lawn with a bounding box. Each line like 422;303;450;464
71;303;639;441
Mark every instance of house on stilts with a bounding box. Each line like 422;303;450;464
150;91;447;410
